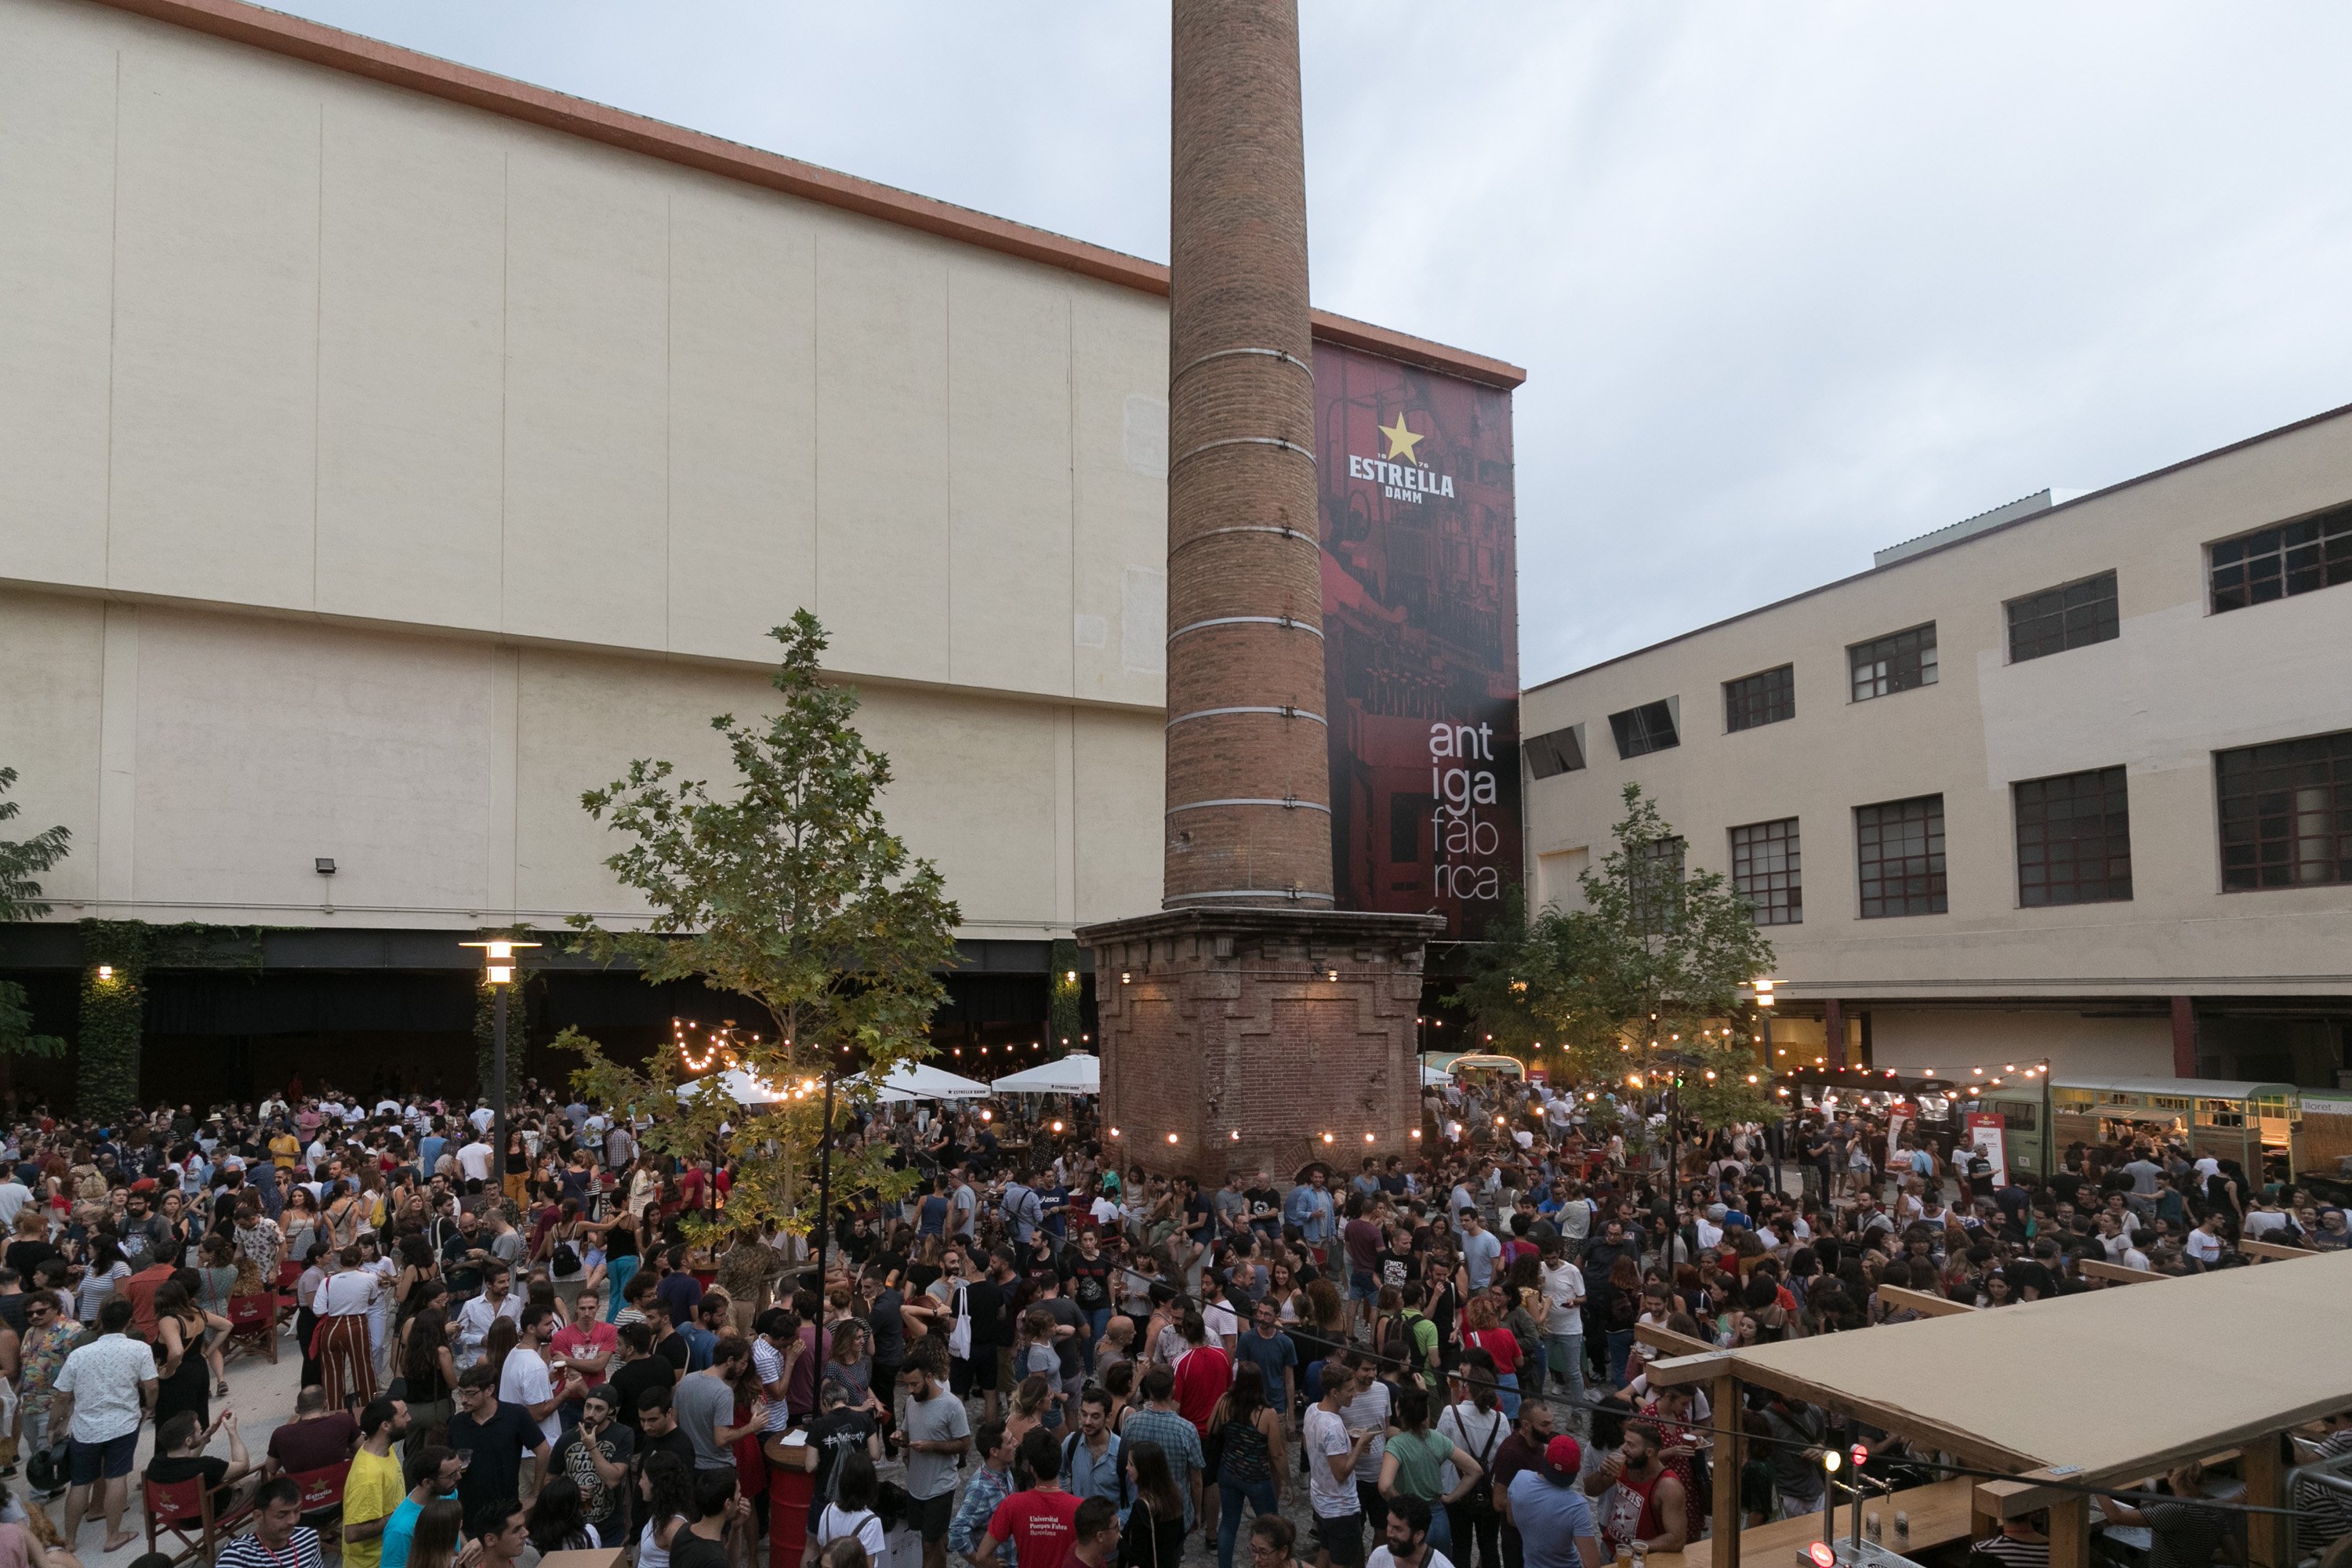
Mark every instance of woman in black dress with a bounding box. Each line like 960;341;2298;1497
151;1279;222;1431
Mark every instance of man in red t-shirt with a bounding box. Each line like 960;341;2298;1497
975;1428;1079;1568
1170;1312;1230;1436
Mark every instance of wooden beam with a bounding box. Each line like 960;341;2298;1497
1640;1323;1722;1361
1973;1479;2052;1523
1877;1284;1975;1317
2080;1259;2167;1286
2246;1434;2283;1568
2049;1497;2091;1568
1713;1372;1743;1568
2239;1239;2314;1264
1644;1355;2039;1475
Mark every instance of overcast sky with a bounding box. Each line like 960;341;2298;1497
274;1;2352;684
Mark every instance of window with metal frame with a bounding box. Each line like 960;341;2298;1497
1608;699;1679;759
1525;725;1586;779
1729;817;1802;925
1723;665;1795;732
1849;624;1938;702
1856;793;1947;916
2006;571;2119;662
2013;765;2132;906
1629;835;1686;935
2209;503;2352;614
2216;728;2352;890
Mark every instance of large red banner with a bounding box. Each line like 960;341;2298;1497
1316;343;1521;939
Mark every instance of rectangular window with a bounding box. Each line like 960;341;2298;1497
2216;728;2352;890
1849;623;1938;702
1525;724;1585;779
1724;665;1795;732
2014;766;2132;906
1856;794;1947;916
2209;503;2352;613
1608;699;1679;759
1388;793;1432;864
1730;818;1802;925
1630;836;1686;934
2006;571;2119;662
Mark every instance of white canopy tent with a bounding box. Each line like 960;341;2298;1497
676;1068;784;1107
677;1068;919;1106
989;1054;1099;1095
860;1062;993;1101
1421;1061;1454;1087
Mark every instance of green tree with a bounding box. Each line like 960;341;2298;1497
0;768;71;1059
1454;782;1775;1129
1047;938;1083;1056
556;612;960;1243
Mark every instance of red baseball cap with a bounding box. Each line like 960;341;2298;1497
1545;1435;1584;1474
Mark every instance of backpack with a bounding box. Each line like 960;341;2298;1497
1450;1405;1508;1521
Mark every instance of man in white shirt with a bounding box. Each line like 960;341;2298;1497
1367;1497;1454;1568
1537;1238;1587;1408
456;1265;524;1369
55;1298;159;1551
470;1105;496;1135
1305;1358;1375;1568
499;1303;583;1490
456;1137;495;1188
2183;1213;2226;1265
0;1170;34;1230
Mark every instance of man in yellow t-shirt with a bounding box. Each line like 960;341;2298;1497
339;1397;410;1568
269;1128;302;1171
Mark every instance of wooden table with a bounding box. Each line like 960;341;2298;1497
1678;1477;1977;1568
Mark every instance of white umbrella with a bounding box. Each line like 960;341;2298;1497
676;1068;783;1107
861;1062;993;1101
990;1054;1099;1095
1421;1062;1454;1087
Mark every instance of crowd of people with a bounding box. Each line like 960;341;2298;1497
0;1062;2332;1568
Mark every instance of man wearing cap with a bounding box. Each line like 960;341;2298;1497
1504;1435;1601;1568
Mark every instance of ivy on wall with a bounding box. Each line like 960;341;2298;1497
1048;938;1083;1057
77;919;151;1122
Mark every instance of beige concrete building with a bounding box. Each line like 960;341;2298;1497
0;0;1516;1100
1521;407;2352;1089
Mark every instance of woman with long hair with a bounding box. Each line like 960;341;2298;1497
1291;1278;1348;1402
1441;1349;1509;1568
597;1210;641;1322
814;1450;887;1563
1461;1296;1521;1418
479;1317;519;1392
1004;1374;1051;1450
400;1305;459;1459
74;1237;129;1326
322;1180;365;1252
315;1242;379;1408
1120;1439;1189;1568
1209;1363;1284;1568
405;1498;465;1568
281;1187;321;1265
392;1233;439;1320
1603;1254;1642;1385
525;1476;597;1556
149;1279;223;1429
636;1453;695;1568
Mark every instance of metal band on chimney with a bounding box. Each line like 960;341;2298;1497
1170;525;1316;554
1167;615;1323;641
1162;888;1337;905
1165;706;1327;728
1172;436;1316;467
1166;797;1331;815
1171;346;1315;382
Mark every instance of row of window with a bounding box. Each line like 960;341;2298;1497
1672;727;2352;924
1526;500;2350;779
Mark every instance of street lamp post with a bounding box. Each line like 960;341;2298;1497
461;938;539;1207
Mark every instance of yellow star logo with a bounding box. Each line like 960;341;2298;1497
1378;413;1425;466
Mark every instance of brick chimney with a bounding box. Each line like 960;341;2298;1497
1079;0;1443;1182
1162;0;1331;908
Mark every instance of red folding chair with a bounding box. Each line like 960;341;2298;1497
285;1461;350;1549
275;1260;304;1328
143;1473;256;1566
223;1293;278;1365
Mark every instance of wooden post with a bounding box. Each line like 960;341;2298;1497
1713;1372;1742;1568
2246;1434;2283;1568
2048;1497;2091;1568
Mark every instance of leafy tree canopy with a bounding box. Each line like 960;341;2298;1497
1452;782;1775;1131
557;612;960;1242
0;768;70;1058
